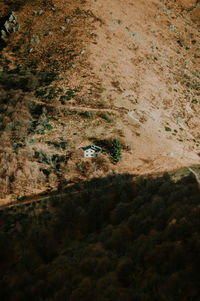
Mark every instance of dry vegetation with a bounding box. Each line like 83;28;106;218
0;0;122;201
1;173;200;300
0;0;200;203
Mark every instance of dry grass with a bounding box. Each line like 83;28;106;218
0;0;200;203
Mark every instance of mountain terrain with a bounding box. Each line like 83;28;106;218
0;0;200;204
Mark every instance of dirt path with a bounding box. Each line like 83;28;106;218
0;195;51;210
31;97;128;114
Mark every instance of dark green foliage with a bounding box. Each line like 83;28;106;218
90;137;122;162
59;95;69;104
99;113;113;123
46;86;58;99
35;88;48;97
36;113;53;134
65;88;80;100
111;138;122;162
28;102;43;119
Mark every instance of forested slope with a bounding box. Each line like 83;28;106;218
0;173;200;301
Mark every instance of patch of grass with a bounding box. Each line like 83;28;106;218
80;111;95;118
12;142;24;152
36;113;53;134
59;95;70;104
186;80;199;90
29;103;43;119
46;86;59;99
64;89;80;101
35;88;48;97
191;99;198;104
99;113;113;123
165;127;171;132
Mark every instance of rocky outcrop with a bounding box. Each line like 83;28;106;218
0;11;20;40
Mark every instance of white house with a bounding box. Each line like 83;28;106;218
82;144;102;158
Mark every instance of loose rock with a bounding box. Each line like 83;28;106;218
4;21;10;33
9;15;14;22
1;29;6;39
65;17;70;24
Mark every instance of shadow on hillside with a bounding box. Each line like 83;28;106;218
0;169;200;301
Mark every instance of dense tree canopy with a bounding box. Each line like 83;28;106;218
0;172;200;300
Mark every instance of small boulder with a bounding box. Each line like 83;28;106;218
1;29;6;38
9;14;14;22
65;17;70;24
4;21;10;33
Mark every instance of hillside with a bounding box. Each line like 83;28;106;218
0;0;200;201
1;1;200;300
0;173;200;300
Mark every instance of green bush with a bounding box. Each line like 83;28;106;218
111;138;122;163
100;113;113;123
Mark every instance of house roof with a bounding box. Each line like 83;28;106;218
82;144;101;152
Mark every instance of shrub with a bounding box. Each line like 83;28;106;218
100;113;113;123
111;138;122;163
80;111;95;118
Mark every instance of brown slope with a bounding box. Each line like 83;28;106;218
0;0;199;204
83;0;200;174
